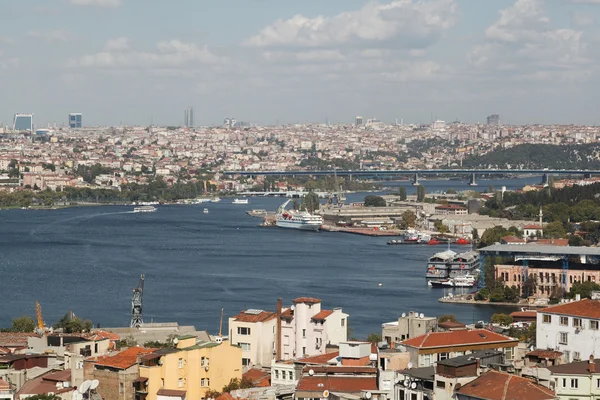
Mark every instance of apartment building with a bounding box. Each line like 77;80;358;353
228;310;277;367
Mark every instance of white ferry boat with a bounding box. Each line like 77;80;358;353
275;200;323;231
429;274;478;288
211;197;221;203
232;198;249;205
133;205;157;213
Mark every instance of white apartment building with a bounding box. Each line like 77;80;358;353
536;296;600;363
280;297;348;360
228;309;277;367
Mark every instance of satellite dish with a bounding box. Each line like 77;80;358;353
410;382;417;390
173;338;179;344
80;381;92;393
323;390;330;398
308;369;315;376
401;313;406;318
365;392;372;399
420;313;424;319
90;380;99;390
407;362;413;369
404;379;410;387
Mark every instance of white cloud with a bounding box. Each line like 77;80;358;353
70;39;228;70
468;0;591;81
27;29;73;43
571;11;597;27
243;0;457;49
69;0;122;7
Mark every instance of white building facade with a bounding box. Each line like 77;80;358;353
228;309;277;367
536;298;600;364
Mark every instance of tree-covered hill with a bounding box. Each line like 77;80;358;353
462;144;600;169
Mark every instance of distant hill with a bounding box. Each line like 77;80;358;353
462;144;600;170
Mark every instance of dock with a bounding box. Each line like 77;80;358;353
438;294;547;308
320;224;401;236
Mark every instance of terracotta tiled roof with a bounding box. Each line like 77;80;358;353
157;389;187;397
86;330;120;341
401;329;517;349
510;311;537;319
0;378;10;390
524;224;543;229
341;356;371;366
0;332;39;347
17;370;73;397
438;321;466;329
457;371;555;400
535;239;569;246
501;236;526;243
311;310;333;320
296;351;339;365
548;359;600;375
526;349;562;360
540;298;600;319
302;366;375;374
242;368;271;387
232;310;277;323
297;376;377;393
293;297;322;304
216;393;236;400
280;309;294;320
93;347;155;370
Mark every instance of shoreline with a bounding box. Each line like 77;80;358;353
439;294;547;309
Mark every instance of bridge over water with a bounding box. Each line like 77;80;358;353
224;169;598;186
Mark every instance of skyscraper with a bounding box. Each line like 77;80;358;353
13;113;33;131
487;114;500;126
355;116;363;126
184;107;194;128
69;113;83;128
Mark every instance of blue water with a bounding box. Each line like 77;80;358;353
0;178;532;338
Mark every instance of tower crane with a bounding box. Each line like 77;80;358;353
35;300;44;331
130;274;145;328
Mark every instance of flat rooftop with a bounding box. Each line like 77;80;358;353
479;244;600;256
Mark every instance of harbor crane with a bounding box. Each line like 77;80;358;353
35;300;45;332
130;274;145;328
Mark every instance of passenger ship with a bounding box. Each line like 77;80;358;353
275;200;323;231
425;250;479;279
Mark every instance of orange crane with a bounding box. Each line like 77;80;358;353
36;300;44;331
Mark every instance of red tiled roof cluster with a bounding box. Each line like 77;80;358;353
232;311;277;323
242;368;271;388
0;332;39;347
302;366;375;374
296;351;339;365
401;329;516;349
526;350;562;360
297;376;377;393
93;347;155;370
541;298;600;319
457;371;555;400
341;356;371;366
17;370;73;397
524;224;543;229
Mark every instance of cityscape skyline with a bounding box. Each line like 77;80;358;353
2;0;600;127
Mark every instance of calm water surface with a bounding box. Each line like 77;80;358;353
1;179;533;338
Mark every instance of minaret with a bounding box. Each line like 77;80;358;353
539;206;543;227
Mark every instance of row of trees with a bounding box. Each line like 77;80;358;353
2;312;93;333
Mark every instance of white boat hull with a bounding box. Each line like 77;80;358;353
276;220;321;231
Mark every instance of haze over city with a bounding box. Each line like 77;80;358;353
3;0;600;127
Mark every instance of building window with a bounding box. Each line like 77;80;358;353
591;320;599;330
571;378;579;389
559;332;568;345
436;381;446;388
178;358;183;368
119;383;124;394
302;329;306;338
201;357;209;367
542;314;551;324
574;352;581;361
341;319;345;327
438;353;449;361
505;347;514;361
178;378;183;388
560;316;569;326
238;327;251;335
302;347;306;355
95;343;99;353
422;354;432;367
596;378;600;389
161;379;164;387
242;358;251;366
201;379;206;387
573;318;582;328
562;378;567;388
240;343;251;352
275;370;280;379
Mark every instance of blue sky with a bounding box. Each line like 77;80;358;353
2;0;600;127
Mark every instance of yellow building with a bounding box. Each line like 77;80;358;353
138;336;242;400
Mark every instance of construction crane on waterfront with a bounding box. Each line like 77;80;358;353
35;300;44;331
130;274;145;328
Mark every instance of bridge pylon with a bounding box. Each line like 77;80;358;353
412;173;420;186
541;173;549;187
469;173;477;187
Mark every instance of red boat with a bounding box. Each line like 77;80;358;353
456;238;471;245
428;239;441;245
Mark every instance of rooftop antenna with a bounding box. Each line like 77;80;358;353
130;274;145;328
219;308;224;337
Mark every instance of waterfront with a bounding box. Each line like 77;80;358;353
1;179;532;338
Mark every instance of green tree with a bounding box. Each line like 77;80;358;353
475;287;490;301
416;185;426;202
401;211;416;229
24;395;62;400
398;186;407;201
503;286;520;303
11;316;36;332
301;191;320;213
490;313;513;326
522;275;537;298
568;281;600;299
438;314;457;323
544;221;567;239
569;236;584;247
489;287;505;302
364;195;386;207
366;332;382;342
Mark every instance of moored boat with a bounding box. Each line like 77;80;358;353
275;199;323;231
232;198;249;205
133;205;157;213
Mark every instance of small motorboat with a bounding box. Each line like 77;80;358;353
203;208;209;214
456;238;471;245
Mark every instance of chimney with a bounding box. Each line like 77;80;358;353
590;355;595;374
276;298;282;361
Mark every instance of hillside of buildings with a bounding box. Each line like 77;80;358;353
462;143;600;169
